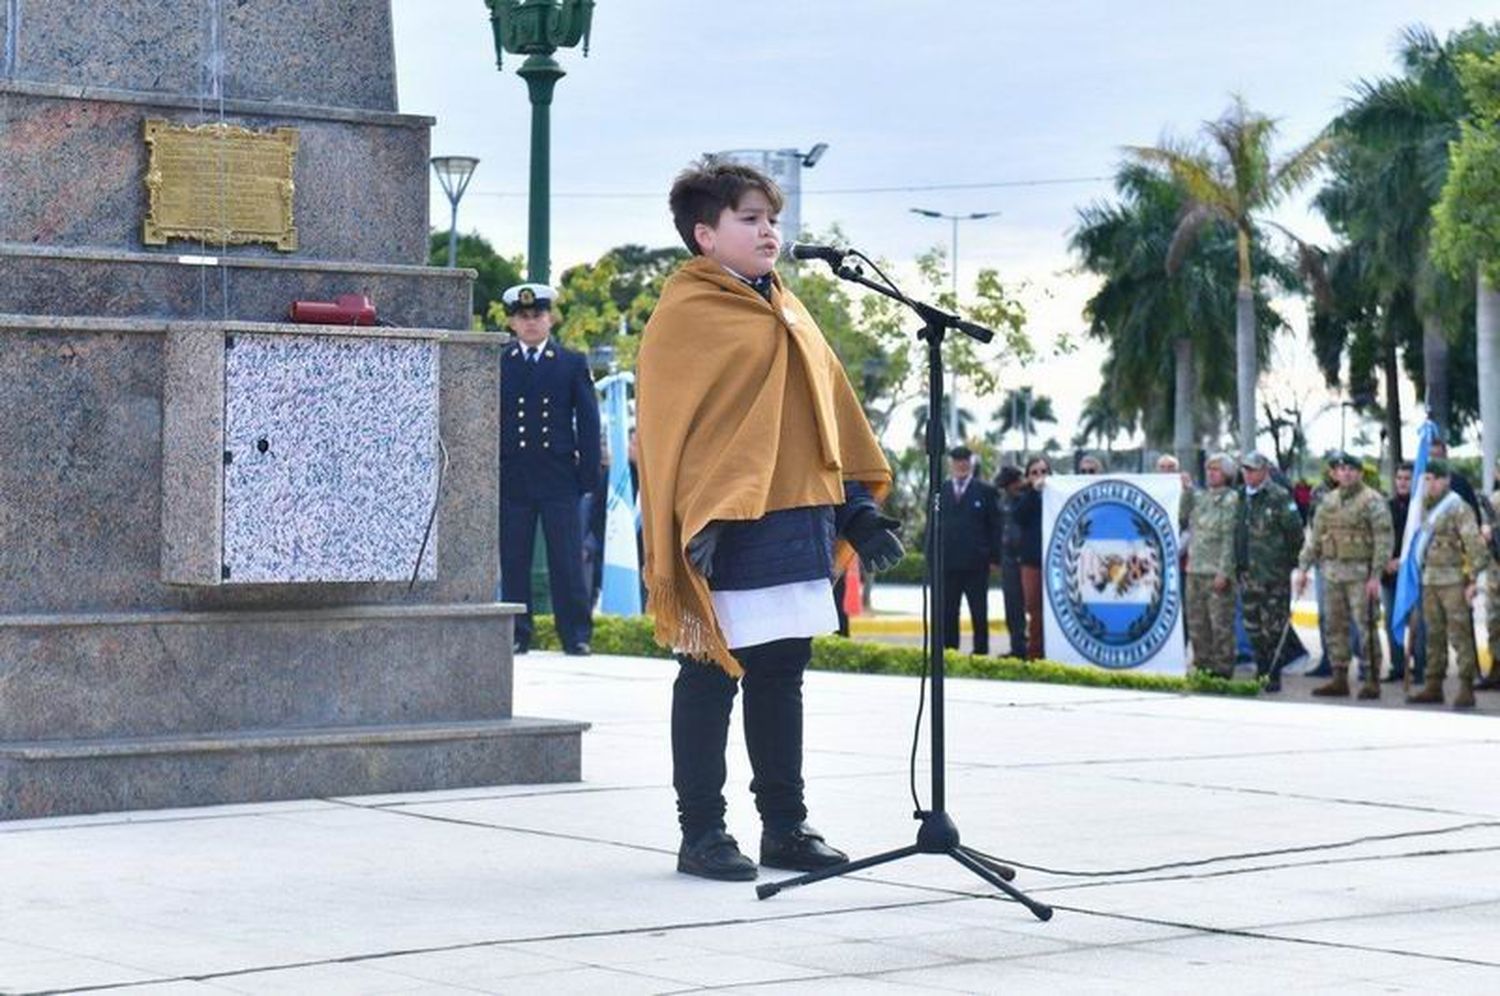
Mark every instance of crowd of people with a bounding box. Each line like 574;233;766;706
947;441;1500;710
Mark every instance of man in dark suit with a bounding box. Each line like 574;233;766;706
941;446;1001;655
499;283;601;655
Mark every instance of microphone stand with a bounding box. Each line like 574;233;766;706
757;251;1052;921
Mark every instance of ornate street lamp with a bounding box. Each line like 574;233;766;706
485;0;595;284
430;156;479;268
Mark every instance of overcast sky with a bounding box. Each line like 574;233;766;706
391;1;1486;459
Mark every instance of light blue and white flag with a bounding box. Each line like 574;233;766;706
1390;420;1439;649
597;372;642;616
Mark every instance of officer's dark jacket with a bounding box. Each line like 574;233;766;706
707;483;878;592
939;477;1001;571
500;338;601;502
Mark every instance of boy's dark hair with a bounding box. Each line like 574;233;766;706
1397;460;1414;472
668;156;785;255
948;446;973;460
995;465;1023;488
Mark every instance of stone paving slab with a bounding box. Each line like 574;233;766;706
2;652;1498;994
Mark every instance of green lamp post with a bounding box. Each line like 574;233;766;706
485;0;595;284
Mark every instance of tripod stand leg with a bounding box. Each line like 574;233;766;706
949;847;1053;921
956;845;1016;881
756;844;921;900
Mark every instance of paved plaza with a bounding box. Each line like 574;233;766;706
3;652;1499;994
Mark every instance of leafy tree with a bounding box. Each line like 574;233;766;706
1128;95;1327;454
1433;43;1500;480
427;230;524;331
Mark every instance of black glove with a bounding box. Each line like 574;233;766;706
845;510;904;573
687;523;722;578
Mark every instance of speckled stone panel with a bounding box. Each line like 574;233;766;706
0;321;499;613
0;250;473;328
221;0;397;111
0;609;511;741
8;0;396;111
222;333;439;583
160;324;224;585
0;90;430;262
12;0;205;97
0;717;584;820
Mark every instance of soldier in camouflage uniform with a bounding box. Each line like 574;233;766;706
1408;459;1488;709
1295;452;1392;698
1182;452;1240;678
1234;450;1305;691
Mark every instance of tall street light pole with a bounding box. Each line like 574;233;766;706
486;0;595;284
430;156;479;268
910;208;1000;443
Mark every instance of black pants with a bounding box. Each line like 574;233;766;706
942;567;990;656
500;496;593;650
671;637;810;841
1000;560;1026;658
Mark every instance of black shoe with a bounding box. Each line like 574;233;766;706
760;823;848;872
677;829;756;881
1382;670;1406;683
1305;661;1333;678
513;640;530;656
565;642;592;656
1264;672;1282;693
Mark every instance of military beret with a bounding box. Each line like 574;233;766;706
502;283;557;314
1425;457;1451;477
1240;450;1271;470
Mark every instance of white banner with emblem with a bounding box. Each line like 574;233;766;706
1041;474;1186;675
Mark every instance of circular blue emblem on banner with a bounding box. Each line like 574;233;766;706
1044;480;1181;669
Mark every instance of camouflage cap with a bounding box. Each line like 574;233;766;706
1330;451;1362;469
1240;450;1271;470
1425;457;1451;477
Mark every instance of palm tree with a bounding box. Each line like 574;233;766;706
910;400;978;449
993;388;1056;454
1128;95;1328;455
1073;393;1136;453
1070;162;1289;467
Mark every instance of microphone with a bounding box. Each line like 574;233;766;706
784;241;851;265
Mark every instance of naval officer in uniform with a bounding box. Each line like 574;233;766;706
500;283;601;655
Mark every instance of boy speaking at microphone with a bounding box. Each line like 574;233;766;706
637;158;904;881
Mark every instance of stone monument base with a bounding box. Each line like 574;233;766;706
0;604;587;821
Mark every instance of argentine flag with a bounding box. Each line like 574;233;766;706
1390;420;1439;649
597;372;642;616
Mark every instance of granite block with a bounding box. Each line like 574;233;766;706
0;605;514;741
221;0;397;112
222;334;440;583
12;0;205;98
1;2;11;81
160;324;224;585
0;318;500;613
0;89;431;262
0;715;585;820
8;0;396;112
0;247;473;327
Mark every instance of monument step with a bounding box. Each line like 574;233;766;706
0;717;587;761
0;244;474;328
0;717;589;821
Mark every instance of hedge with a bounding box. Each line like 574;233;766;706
528;615;1260;697
875;552;1000;587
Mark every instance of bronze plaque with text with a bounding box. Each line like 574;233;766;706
142;119;298;251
